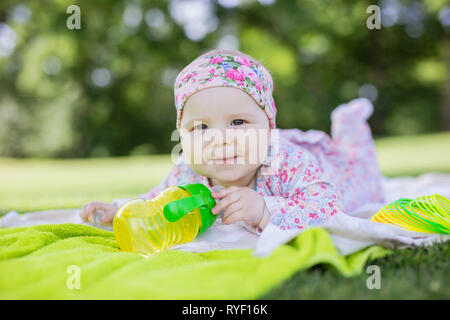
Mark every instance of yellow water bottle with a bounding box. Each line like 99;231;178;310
113;183;218;255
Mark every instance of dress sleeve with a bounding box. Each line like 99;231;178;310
262;150;344;231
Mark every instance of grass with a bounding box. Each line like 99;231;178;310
1;132;449;299
261;241;449;299
0;155;174;214
375;132;450;177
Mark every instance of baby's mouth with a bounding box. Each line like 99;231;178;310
210;155;238;165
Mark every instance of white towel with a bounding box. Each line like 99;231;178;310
2;173;449;257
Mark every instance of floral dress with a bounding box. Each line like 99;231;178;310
114;98;384;232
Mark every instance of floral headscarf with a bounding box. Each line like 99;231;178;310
174;52;277;129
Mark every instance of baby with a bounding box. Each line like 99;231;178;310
81;48;385;234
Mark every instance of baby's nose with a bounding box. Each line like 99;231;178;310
223;131;234;145
208;127;234;146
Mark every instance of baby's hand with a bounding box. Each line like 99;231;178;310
80;201;119;224
211;186;267;228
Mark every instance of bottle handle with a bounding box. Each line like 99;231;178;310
163;194;207;222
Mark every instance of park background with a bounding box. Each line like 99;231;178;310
0;0;449;299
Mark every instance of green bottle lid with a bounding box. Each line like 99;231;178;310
163;183;217;234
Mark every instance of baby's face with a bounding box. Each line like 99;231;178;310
179;86;271;187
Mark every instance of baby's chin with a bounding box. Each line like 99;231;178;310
202;165;247;182
191;163;258;185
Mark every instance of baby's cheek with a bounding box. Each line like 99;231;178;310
181;135;207;165
236;133;269;165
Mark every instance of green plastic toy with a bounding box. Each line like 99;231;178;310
371;194;450;234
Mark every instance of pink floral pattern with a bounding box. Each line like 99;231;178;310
174;53;276;129
138;98;385;232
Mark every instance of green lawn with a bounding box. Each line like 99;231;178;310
375;132;450;177
1;132;449;299
0;154;174;214
262;241;449;299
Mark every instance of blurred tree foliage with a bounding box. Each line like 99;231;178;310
0;0;449;158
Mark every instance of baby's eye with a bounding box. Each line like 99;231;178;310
231;119;246;126
193;123;208;131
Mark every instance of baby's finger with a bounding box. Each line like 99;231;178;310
82;202;89;211
101;210;115;224
81;202;91;215
211;186;240;199
94;202;113;213
81;201;109;221
89;203;114;224
80;202;96;221
212;192;240;214
222;202;243;224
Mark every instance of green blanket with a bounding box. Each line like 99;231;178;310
0;223;391;299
